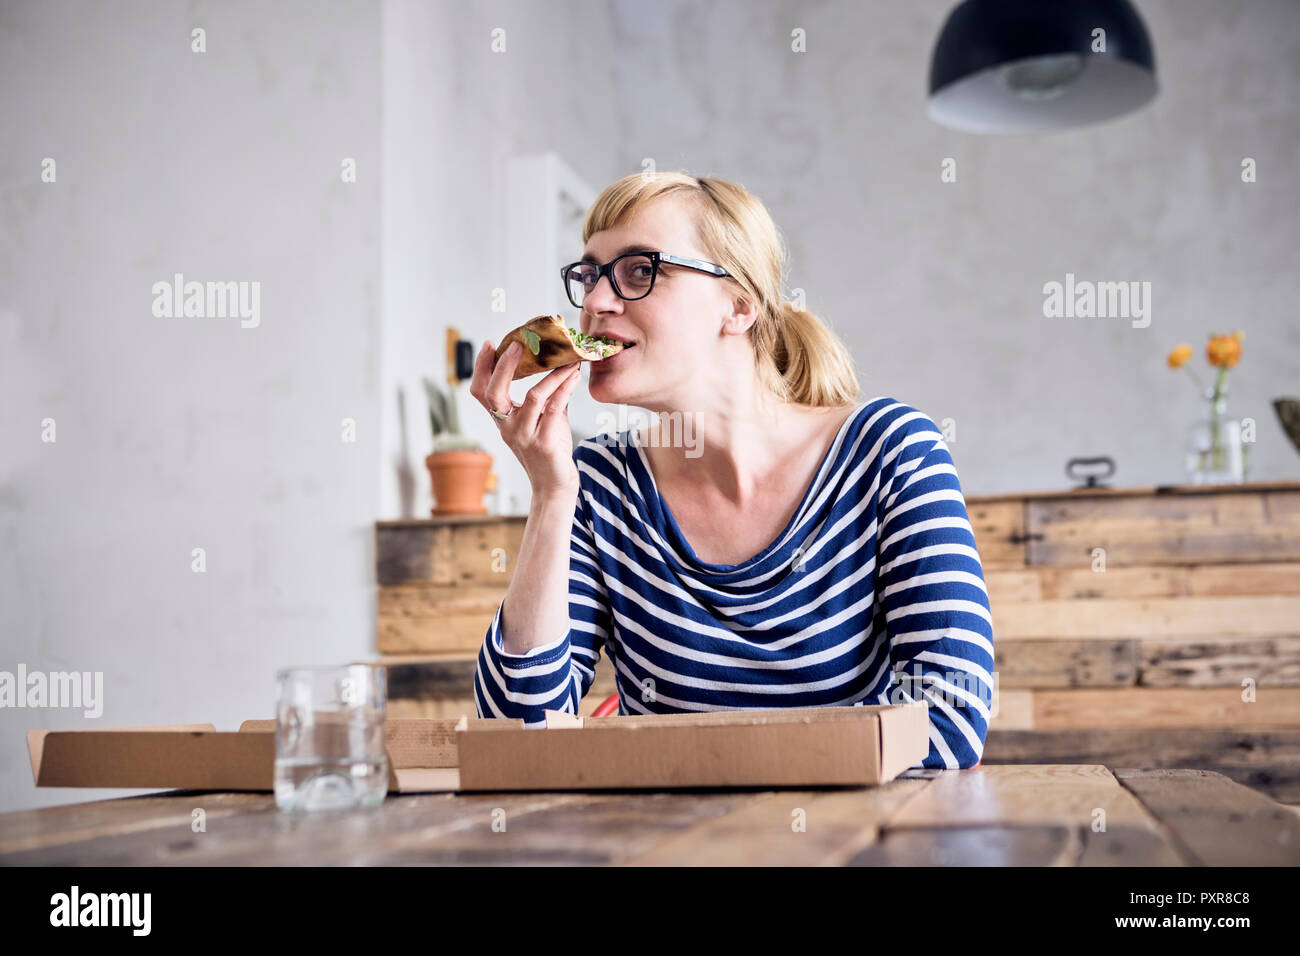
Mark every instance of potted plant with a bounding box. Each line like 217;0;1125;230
422;378;493;516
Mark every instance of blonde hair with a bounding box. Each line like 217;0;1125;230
581;171;860;409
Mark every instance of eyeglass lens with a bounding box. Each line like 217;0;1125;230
566;255;655;306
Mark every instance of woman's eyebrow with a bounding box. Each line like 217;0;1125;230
581;244;656;264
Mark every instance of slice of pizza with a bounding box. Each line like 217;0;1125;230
495;314;628;380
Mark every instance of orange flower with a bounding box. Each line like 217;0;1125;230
1206;333;1242;369
1167;344;1193;368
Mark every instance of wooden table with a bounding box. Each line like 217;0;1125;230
3;765;1298;866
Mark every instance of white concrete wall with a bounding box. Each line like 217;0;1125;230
1;0;381;811
379;0;620;520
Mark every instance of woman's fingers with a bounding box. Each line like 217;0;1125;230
537;365;583;439
468;340;499;408
547;364;583;414
510;362;581;435
479;341;524;416
469;338;581;438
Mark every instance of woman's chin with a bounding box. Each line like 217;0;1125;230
587;369;624;404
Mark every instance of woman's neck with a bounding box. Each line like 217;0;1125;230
640;392;852;508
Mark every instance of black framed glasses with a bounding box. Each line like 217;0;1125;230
560;251;730;308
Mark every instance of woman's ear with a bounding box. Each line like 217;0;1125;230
720;291;759;336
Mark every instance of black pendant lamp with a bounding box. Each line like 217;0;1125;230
928;0;1157;133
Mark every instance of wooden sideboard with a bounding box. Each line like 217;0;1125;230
374;480;1300;803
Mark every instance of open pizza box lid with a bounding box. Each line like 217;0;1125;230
26;720;460;794
27;702;929;794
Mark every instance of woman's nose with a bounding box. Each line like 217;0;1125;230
584;273;622;312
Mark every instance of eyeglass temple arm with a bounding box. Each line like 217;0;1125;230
655;253;729;276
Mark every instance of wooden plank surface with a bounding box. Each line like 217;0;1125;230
987;686;1300;730
376;521;524;587
864;765;1186;866
369;791;775;866
992;595;1300;639
1140;635;1300;687
377;585;504;653
620;779;932;866
1026;491;1300;567
847;824;1084;866
1113;768;1300;865
966;501;1026;570
3;763;1289;866
0;792;588;866
1028;687;1300;730
995;639;1138;688
0;792;269;857
990;688;1034;729
984;728;1300;803
987;562;1300;604
376;525;437;585
962;480;1300;504
888;765;1157;827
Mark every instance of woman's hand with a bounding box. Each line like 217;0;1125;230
470;340;584;499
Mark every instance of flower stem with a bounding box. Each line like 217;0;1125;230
1209;366;1229;471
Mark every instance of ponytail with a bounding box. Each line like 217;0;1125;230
752;300;860;408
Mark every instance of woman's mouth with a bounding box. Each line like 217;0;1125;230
591;342;636;371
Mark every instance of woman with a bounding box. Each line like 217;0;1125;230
469;172;992;769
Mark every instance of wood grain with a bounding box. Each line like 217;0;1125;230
1026;491;1300;567
966;501;1026;570
376;520;525;587
847;825;1084;866
992;595;1300;639
377;585;504;653
620;779;933;866
990;688;1035;729
0;792;593;866
984;728;1300;804
987;562;1300;605
0;792;269;856
885;764;1167;832
985;686;1300;732
1139;636;1300;687
1113;768;1300;866
995;639;1138;688
4;764;1288;865
370;790;775;865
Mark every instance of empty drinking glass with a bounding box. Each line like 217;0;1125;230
274;664;388;812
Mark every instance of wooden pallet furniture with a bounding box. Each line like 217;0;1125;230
374;480;1300;802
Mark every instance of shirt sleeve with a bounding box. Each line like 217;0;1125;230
874;409;995;770
473;481;614;726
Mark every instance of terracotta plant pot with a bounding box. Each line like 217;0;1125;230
425;449;493;516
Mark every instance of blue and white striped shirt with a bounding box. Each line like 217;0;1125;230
474;397;994;769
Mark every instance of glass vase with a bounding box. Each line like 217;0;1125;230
1185;389;1245;484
